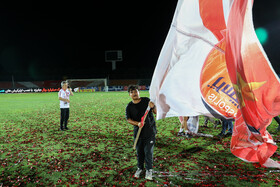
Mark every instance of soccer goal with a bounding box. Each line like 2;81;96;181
67;79;108;92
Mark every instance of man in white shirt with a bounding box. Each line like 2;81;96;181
58;81;74;131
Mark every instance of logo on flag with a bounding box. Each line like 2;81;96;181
200;40;238;119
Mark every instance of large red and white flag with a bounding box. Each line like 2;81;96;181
150;0;280;167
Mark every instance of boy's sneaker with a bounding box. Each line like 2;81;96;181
145;169;153;180
134;168;142;178
64;127;69;130
177;131;185;136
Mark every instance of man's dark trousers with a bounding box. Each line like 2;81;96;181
136;136;155;170
60;108;69;129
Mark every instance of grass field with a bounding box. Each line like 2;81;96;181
1;91;280;186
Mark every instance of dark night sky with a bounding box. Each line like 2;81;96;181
0;0;279;81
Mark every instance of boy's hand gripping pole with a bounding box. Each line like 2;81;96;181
133;106;150;149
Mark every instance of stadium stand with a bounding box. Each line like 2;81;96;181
0;79;151;89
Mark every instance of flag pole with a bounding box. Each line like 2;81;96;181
133;106;150;149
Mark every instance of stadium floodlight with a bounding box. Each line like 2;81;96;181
67;78;108;92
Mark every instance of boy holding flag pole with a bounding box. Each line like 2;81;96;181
125;85;157;180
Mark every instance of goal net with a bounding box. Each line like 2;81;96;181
67;79;108;92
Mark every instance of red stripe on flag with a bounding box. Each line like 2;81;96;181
199;0;226;41
226;0;280;166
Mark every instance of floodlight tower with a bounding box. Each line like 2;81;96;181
105;50;123;71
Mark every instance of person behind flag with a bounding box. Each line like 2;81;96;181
178;116;199;138
58;81;74;131
203;116;210;127
186;116;199;138
125;85;157;180
217;119;233;138
203;116;222;128
177;116;189;136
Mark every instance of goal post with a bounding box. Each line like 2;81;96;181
67;78;108;92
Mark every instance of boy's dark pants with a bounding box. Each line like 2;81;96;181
136;136;155;170
60;108;69;129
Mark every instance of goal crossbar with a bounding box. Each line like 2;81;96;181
67;79;107;86
67;78;108;92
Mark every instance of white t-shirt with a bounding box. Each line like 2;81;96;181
58;89;70;108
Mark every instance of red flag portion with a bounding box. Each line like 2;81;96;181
226;0;280;167
199;0;226;41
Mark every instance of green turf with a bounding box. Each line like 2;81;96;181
0;92;280;186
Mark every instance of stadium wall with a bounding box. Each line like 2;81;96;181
0;79;151;94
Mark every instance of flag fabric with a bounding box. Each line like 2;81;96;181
141;106;151;127
225;0;280;167
150;0;238;120
150;0;280;167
